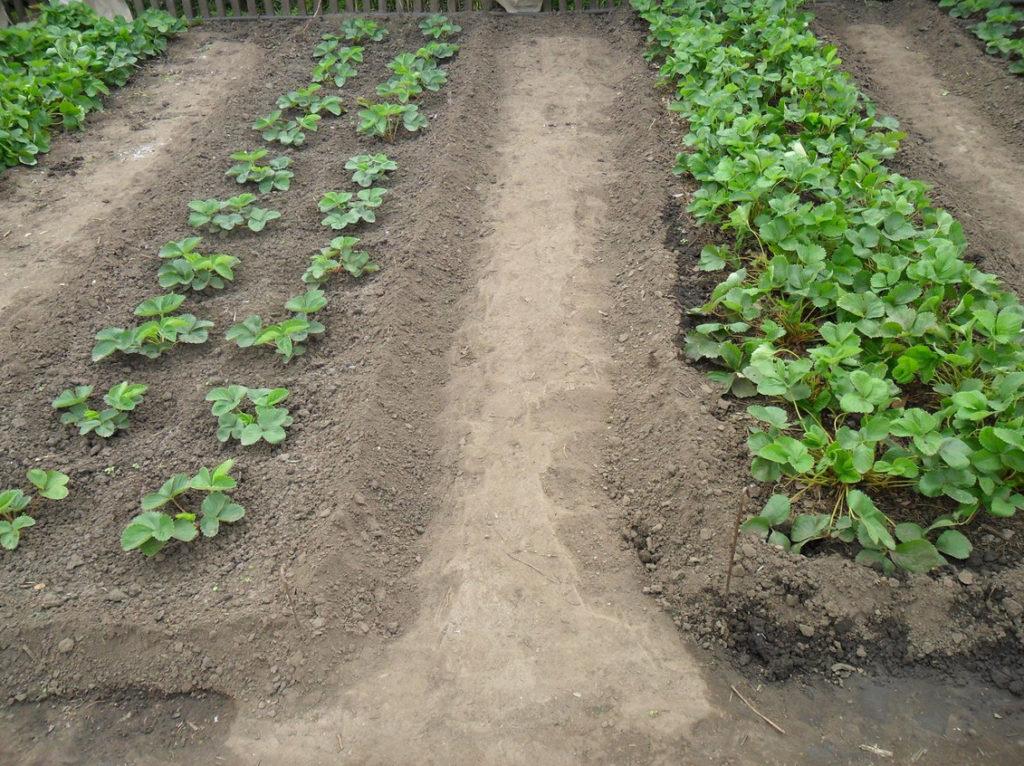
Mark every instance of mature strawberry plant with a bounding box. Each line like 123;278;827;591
636;0;1024;573
419;14;462;40
226;149;294;193
356;102;428;141
206;385;293;446
188;194;281;233
319;188;386;230
121;460;244;556
157;237;239;291
387;53;448;92
303;236;379;284
52;382;147;438
253;110;322;147
93;294;213;361
345;153;397;188
226;288;328;363
938;0;1024;74
0;4;184;170
340;18;388;42
0;469;69;551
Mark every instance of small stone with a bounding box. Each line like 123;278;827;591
66;554;85;570
357;621;370;635
40;593;63;609
310;617;325;630
1002;598;1023;618
353;492;367;506
957;571;975;586
105;588;127;602
57;638;75;654
797;623;815;638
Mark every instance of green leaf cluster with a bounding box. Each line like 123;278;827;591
0;469;69;551
226;288;328;363
355;102;428;141
345;153;397;188
92;293;213;361
157;237;239;292
52;381;147;438
318;187;386;230
636;0;1024;572
302;235;379;284
206;385;293;446
187;193;281;232
419;14;462;40
225;149;294;193
121;460;245;556
938;0;1024;74
252;110;322;147
339;18;388;42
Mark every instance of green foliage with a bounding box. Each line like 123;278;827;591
387;53;448;92
187;194;281;233
312;56;359;88
0;4;184;170
345;153;397;188
157;237;239;291
415;41;460;61
276;83;344;116
637;0;1024;572
302;235;379;284
206;385;293;446
52;381;147;438
121;460;244;556
226;289;328;363
93;294;213;361
937;0;1023;75
419;14;462;40
356;102;427;141
339;18;387;42
0;469;69;551
253;110;322;146
226;149;294;193
318;187;386;230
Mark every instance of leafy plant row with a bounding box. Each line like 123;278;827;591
938;0;1024;75
634;0;1024;573
0;2;184;169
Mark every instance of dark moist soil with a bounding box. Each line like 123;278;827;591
0;14;498;729
603;5;1024;697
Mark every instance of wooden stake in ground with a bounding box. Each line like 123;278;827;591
723;485;753;600
730;684;786;735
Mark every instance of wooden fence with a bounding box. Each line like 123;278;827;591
3;0;620;23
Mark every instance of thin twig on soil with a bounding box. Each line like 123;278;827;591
730;684;786;735
723;485;753;600
505;551;558;584
859;744;894;758
279;565;308;635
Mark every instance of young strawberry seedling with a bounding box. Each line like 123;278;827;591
226;288;328;363
419;13;461;40
188;194;281;233
206;385;293;446
302;236;380;284
318;188;386;230
93;294;214;361
52;382;147;438
121;460;245;556
376;76;423;104
312;56;359;89
345;153;397;188
225;149;294;193
415;41;459;61
356;102;428;141
387;53;447;91
340;18;387;42
253;110;322;147
157;237;239;292
0;469;69;551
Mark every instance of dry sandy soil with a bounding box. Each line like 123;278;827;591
0;5;1023;765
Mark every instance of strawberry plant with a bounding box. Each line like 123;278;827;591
419;14;462;40
636;0;1024;573
0;469;69;551
387;53;447;92
52;382;147;438
340;18;388;42
312;56;359;89
415;41;459;61
206;385;293;446
253;110;322;146
93;294;213;361
356;102;428;141
121;460;244;556
0;5;184;170
188;194;281;233
226;289;328;363
302;236;379;284
157;237;239;292
319;188;386;230
936;1;1023;75
345;153;397;188
225;149;294;193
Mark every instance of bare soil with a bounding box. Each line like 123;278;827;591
2;6;1024;765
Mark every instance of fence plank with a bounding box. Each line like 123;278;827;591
11;0;26;22
131;0;146;15
429;0;437;12
281;0;290;14
213;0;225;16
246;0;257;15
328;0;339;13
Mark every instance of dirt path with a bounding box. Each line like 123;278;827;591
227;27;711;765
812;0;1024;291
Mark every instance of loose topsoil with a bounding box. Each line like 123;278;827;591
0;16;493;722
605;0;1024;699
